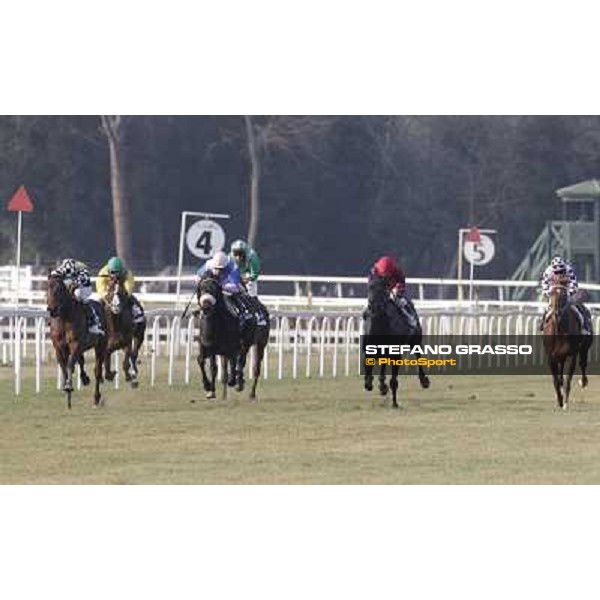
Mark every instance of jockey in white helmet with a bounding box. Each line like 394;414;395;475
540;256;590;334
197;251;254;323
51;258;104;335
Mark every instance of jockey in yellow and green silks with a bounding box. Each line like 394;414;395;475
96;256;145;323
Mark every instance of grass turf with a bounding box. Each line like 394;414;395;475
1;360;599;484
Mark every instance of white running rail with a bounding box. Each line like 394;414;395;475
4;307;600;397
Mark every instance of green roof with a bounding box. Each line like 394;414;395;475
556;179;600;199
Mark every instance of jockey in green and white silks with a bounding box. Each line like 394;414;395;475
229;239;261;297
540;256;590;334
51;258;104;335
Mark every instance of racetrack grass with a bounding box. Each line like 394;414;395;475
1;360;600;484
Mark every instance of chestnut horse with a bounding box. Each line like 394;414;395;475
102;277;146;388
47;273;107;408
543;275;592;410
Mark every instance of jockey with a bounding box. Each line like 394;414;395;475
369;255;418;329
540;256;590;333
370;256;406;295
197;250;253;322
229;239;261;297
96;256;145;324
51;258;104;335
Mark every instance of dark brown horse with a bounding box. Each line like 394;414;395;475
196;275;240;400
363;277;430;408
47;273;107;408
233;294;270;400
543;275;592;410
102;277;146;388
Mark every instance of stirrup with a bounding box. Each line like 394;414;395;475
89;324;105;335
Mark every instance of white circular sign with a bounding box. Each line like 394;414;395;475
463;234;495;266
186;219;226;259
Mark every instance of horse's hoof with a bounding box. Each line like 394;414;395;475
206;391;216;400
105;371;116;382
237;380;245;392
190;398;196;403
579;378;588;388
379;385;388;396
63;383;74;393
227;377;237;388
81;374;91;387
420;376;431;389
130;380;139;389
364;380;373;392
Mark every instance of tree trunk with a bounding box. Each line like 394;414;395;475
101;116;134;266
244;115;260;247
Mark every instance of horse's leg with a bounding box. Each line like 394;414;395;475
65;345;82;408
559;360;565;388
236;349;247;392
131;332;143;388
390;365;399;409
564;354;577;409
122;344;131;381
416;354;431;389
55;345;69;390
104;342;117;382
78;355;90;386
228;356;238;388
579;343;590;389
93;342;104;406
202;354;217;399
221;355;228;400
364;364;374;391
249;341;266;400
379;363;388;396
196;351;214;400
549;360;564;409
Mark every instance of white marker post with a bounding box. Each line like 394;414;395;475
175;211;230;307
7;185;34;308
457;227;496;302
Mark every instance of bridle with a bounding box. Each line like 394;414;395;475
47;275;72;318
198;276;222;315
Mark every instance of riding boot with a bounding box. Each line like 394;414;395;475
86;302;105;335
130;295;145;323
234;293;253;323
392;293;418;331
574;305;592;335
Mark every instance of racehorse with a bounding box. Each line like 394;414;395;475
543;274;592;410
47;273;107;408
102;276;146;388
234;292;270;400
363;277;430;408
196;275;242;400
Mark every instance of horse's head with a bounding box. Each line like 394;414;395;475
106;275;124;315
367;277;390;317
47;272;71;318
548;274;570;314
197;275;222;315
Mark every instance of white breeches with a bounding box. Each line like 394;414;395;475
246;280;258;297
73;285;93;303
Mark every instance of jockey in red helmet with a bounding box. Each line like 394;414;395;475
370;256;406;295
369;255;419;329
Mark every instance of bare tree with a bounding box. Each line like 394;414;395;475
100;115;133;265
242;115;334;247
244;116;260;247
